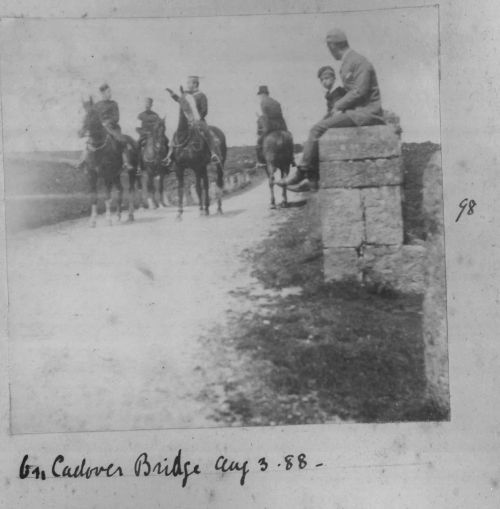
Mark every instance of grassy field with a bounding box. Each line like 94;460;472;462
210;142;445;425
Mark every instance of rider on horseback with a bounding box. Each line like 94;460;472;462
165;76;222;166
137;97;161;146
256;86;294;168
77;83;133;171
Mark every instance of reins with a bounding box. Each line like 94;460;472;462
87;134;111;152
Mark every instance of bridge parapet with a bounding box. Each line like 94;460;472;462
318;124;410;285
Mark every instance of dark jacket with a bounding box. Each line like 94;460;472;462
138;110;161;132
334;49;384;125
259;95;288;133
95;99;120;127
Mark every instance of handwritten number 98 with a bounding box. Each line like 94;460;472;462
456;198;476;222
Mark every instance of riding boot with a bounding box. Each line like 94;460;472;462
276;165;307;187
286;169;319;193
76;148;88;170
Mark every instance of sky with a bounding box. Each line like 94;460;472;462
0;7;440;152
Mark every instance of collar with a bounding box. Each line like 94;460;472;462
340;48;353;64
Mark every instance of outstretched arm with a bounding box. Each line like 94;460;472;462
166;88;180;102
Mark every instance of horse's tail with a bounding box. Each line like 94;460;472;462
263;130;294;169
209;125;227;165
122;134;139;169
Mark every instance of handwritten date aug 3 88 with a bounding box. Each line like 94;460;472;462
19;450;325;487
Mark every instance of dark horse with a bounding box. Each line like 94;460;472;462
79;97;140;226
258;117;295;209
168;90;226;219
138;118;170;209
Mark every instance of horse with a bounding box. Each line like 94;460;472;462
169;90;226;220
79;97;139;226
260;120;295;209
138;118;170;209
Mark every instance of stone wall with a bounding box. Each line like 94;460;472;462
318;125;423;289
421;150;449;414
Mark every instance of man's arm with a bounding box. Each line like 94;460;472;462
110;101;120;124
334;60;373;112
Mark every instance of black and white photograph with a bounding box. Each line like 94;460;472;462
2;6;447;436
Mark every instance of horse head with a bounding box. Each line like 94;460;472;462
79;96;102;139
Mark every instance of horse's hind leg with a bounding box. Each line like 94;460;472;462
267;163;277;209
216;163;224;214
89;170;98;227
176;164;184;220
280;168;288;208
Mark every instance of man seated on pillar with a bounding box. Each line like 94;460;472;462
280;28;385;193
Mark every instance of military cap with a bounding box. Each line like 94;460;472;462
317;66;336;79
326;28;348;44
257;85;269;95
145;97;153;103
99;83;110;92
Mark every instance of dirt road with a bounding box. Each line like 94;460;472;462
7;180;298;434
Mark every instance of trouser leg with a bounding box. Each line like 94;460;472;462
198;123;221;162
301;112;356;180
256;133;266;164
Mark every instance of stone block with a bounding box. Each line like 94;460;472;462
320;188;364;248
323;247;362;282
362;186;403;245
362;245;427;294
319;125;401;161
320;157;402;188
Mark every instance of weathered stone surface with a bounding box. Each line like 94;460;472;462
361;244;427;294
320;188;364;247
421;150;449;413
319;125;401;161
323;247;361;282
362;186;403;245
320;157;402;188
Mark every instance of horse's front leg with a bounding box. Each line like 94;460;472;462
195;172;203;215
115;174;123;221
89;169;98;227
203;170;210;216
146;167;157;210
127;171;135;222
158;168;167;208
105;181;113;226
176;164;184;221
280;168;288;208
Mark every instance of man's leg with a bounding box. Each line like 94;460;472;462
282;112;355;192
256;133;266;166
196;122;222;164
76;147;89;170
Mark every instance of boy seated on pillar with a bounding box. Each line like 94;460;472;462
279;28;385;193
